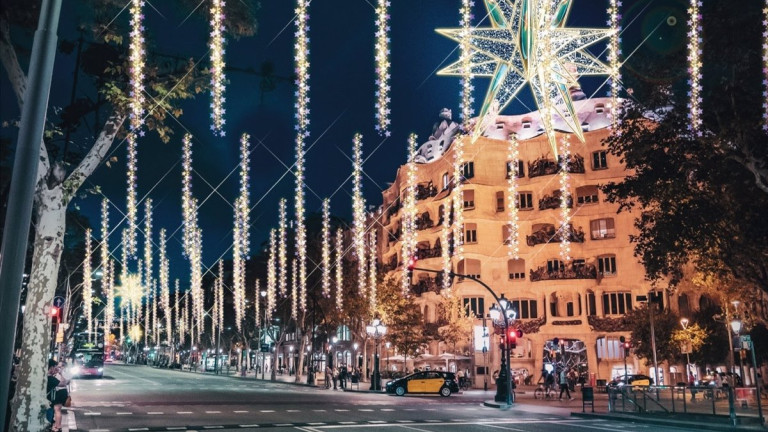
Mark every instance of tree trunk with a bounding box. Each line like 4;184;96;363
11;187;66;431
295;330;305;384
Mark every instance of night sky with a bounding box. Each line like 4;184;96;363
1;0;690;284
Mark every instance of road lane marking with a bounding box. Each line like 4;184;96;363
177;411;193;414
287;409;301;412
147;412;164;415
116;412;133;415
368;421;386;424
203;427;223;429
380;408;395;411
259;410;275;412
396;420;415;423
358;409;374;412
233;410;249;413
128;428;148;431
334;409;350;412
239;425;260;428
312;409;326;412
167;428;187;430
339;422;356;425
308;423;326;426
274;424;294;427
67;411;77;431
84;412;101;416
205;411;222;414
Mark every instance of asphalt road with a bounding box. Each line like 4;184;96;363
63;364;704;432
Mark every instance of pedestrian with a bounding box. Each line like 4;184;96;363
47;359;70;432
559;368;573;401
688;371;697;402
339;366;347;390
332;367;339;390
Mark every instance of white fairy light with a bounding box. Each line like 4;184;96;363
159;228;170;344
506;135;520;258
151;279;158;344
368;231;377;312
335;228;344;311
125;133;138;257
128;0;145;132
293;132;307;314
688;0;702;133
321;199;331;297
217;260;225;331
294;0;310;312
608;0;622;128
441;202;451;292
278;198;288;296
83;229;93;337
101;199;113;329
374;0;391;136
254;278;262;330
558;136;572;261
173;279;180;345
401;133;419;294
181;134;195;254
209;0;227;136
107;260;115;334
266;229;277;322
121;229;129;287
451;136;465;261
459;0;474;124
291;258;298;320
143;199;153;287
351;133;367;297
764;1;768;131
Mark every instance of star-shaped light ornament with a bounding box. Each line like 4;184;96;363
437;0;613;157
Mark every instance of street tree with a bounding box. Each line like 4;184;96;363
602;0;768;295
376;276;432;367
625;304;681;366
437;293;474;354
0;1;258;428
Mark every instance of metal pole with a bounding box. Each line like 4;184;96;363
748;341;764;425
0;1;62;427
649;302;660;387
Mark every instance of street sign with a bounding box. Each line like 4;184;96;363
260;344;270;353
740;335;752;343
53;296;65;308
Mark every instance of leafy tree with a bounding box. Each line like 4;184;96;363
625;304;681;366
437;294;473;354
602;0;768;294
0;1;258;429
376;276;432;366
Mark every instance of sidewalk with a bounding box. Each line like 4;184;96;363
571;411;766;431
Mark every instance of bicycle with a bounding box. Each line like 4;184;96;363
534;383;557;400
459;378;471;391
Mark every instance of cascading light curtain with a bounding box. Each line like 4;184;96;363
441;198;451;292
335;228;344;311
291;258;298;320
181;134;203;344
83;229;93;337
351;133;367;297
277;198;288;296
401;133;418;294
688;0;702;133
608;0;622;128
451;136;465;262
294;0;311;314
159;228;171;344
459;0;473;125
125;0;145;258
266;229;276;322
368;231;377;312
100;199;113;331
232;133;251;331
144;199;153;288
506;135;520;258
558;137;572;261
374;0;391;136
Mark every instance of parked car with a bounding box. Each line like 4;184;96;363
385;371;460;397
606;374;653;390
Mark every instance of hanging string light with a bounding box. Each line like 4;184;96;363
151;279;158;344
181;134;195;254
293;132;307;313
144;274;150;346
351;133;367;297
459;0;474;125
374;0;391;136
181;133;203;344
107;260;115;335
83;229;93;338
277;198;288;296
128;0;145;132
688;0;702;134
121;229;129;286
144;199;153;287
368;231;377;312
232;224;244;331
217;260;224;332
558;136;572;261
174;279;180;346
159;228;170;344
254;278;262;332
764;1;768;131
401;133;419;294
321;199;331;297
291;258;298;320
506;135;520;258
608;0;622;129
190;225;203;345
125;134;138;258
266;227;277;318
451;135;465;261
100;199;112;329
441;210;451;292
209;0;227;136
335;228;344;311
294;0;310;312
232;133;250;331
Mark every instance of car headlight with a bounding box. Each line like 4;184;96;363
97;367;103;372
70;366;80;375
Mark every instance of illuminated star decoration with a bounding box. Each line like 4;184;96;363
687;0;702;134
401;133;419;295
100;199;113;329
437;0;613;156
209;0;227;136
266;228;277;319
368;231;377;312
351;133;368;298
128;0;145;132
459;0;475;124
159;228;171;344
607;0;622;129
232;133;251;331
506;135;520;258
374;0;391;136
764;1;768;131
558;136;572;261
335;228;344;311
143;199;153;289
125;133;138;258
294;0;310;314
277;198;288;296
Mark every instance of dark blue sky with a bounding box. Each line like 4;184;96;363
1;0;689;284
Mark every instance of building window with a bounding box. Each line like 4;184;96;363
463;297;485;318
461;161;475;181
590;218;616;240
442;172;450;190
587;291;597;316
602;292;632;315
464;223;478;244
592;151;608;170
595;104;605;114
496;191;505;212
576;185;599;205
506;160;525;178
458;258;481;280
512;299;538;319
507;258;525;280
678;294;691;317
517;192;534;210
598;255;617;276
463;189;475;209
547;259;564;273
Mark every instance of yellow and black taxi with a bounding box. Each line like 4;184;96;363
385;371;460;397
606;374;653;391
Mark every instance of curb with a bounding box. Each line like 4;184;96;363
570;412;766;431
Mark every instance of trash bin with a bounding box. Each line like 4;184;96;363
581;386;595;413
351;376;359;384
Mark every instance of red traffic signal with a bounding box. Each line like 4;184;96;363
406;256;418;271
507;328;523;348
50;306;59;317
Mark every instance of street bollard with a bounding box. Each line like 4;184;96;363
728;386;737;426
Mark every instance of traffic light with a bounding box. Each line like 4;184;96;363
50;306;59;317
507;328;523;349
619;336;631;357
406;256;418;279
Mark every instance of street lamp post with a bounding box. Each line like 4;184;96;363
490;294;516;406
680;318;692;381
366;319;387;391
385;342;390;376
259;290;267;380
730;316;764;425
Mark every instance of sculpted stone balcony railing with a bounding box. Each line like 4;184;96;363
526;224;585;246
415;182;438;201
410;272;450;296
387;227;401;243
387;199;401;218
415;212;434;230
538;192;573;210
528;154;586;178
381;255;398;273
414;246;442;260
529;263;597;282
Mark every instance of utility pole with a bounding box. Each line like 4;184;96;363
0;0;63;427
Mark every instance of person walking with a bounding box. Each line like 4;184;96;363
559;368;573;401
47;359;70;432
325;365;332;389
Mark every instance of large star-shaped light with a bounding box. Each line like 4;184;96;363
438;0;613;156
